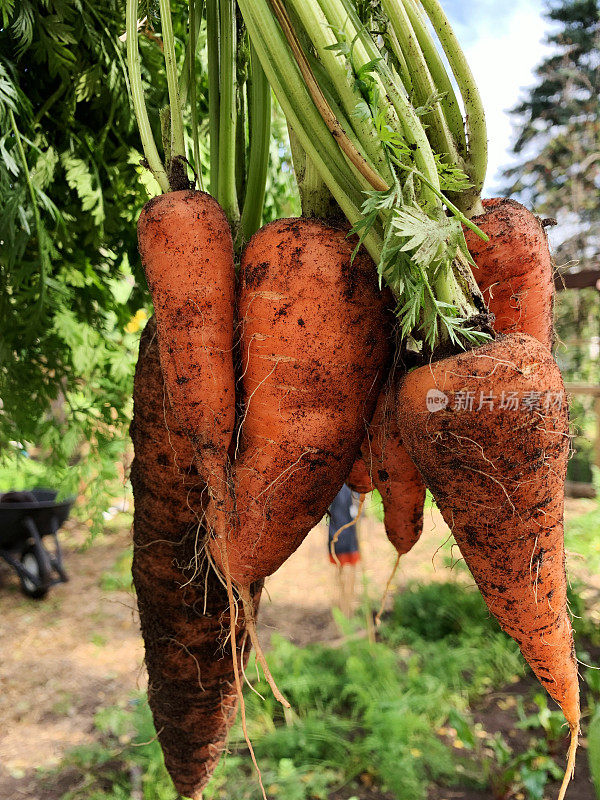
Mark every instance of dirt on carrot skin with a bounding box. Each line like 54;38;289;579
398;332;579;743
137;189;236;506
346;453;374;494
131;319;261;800
209;217;393;586
465;198;555;350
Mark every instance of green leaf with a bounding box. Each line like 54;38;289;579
75;65;102;103
60;152;105;226
392;205;462;270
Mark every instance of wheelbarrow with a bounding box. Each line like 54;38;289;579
0;489;75;599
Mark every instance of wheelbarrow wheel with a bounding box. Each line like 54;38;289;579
19;548;49;599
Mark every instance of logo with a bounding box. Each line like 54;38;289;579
426;388;449;413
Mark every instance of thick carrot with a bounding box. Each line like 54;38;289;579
131;319;261;800
398;332;579;796
465;198;555;350
209;217;391;586
137;190;236;509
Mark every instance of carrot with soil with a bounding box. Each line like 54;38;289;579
360;384;426;560
346;453;374;495
359;380;427;620
137;189;236;502
355;195;557;573
465;197;555;350
398;333;579;798
209;218;392;586
131;319;262;800
136;189;243;604
126;3;275;792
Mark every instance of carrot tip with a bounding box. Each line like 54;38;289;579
240;586;291;710
557;725;578;800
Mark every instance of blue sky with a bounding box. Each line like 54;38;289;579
441;0;553;193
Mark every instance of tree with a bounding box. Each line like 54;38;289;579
504;0;600;272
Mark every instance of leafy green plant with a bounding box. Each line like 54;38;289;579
488;731;564;800
515;693;567;745
588;708;600;799
0;1;161;528
51;577;600;800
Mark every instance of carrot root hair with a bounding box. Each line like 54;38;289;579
329;493;366;567
220;536;267;800
375;552;401;627
240;585;291;709
557;725;578;800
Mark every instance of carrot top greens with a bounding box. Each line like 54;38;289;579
125;0;492;352
125;0;272;247
239;0;492;352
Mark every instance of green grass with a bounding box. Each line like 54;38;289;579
566;503;600;574
100;548;133;592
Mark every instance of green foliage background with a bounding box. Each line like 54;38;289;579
0;0;298;523
505;0;600;272
505;0;600;483
0;0;164;518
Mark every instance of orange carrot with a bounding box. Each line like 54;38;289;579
465;198;555;350
359;198;557;567
361;382;426;557
346;453;374;494
137;190;236;511
130;319;261;800
209;217;392;586
398;332;579;796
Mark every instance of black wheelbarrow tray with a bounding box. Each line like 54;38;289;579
0;489;75;599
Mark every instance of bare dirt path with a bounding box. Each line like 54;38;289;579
0;497;594;799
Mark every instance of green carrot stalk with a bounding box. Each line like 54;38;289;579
159;0;185;159
240;0;491;352
238;45;271;244
237;0;385;255
125;0;272;236
418;0;487;213
380;0;459;164
218;0;240;224
400;0;466;155
125;0;169;192
188;0;204;188
207;0;221;195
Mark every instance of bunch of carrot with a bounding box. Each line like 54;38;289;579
124;0;581;798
